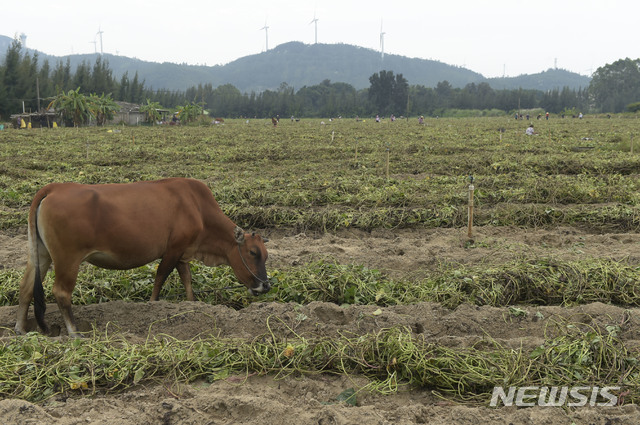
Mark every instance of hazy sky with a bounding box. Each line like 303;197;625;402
4;0;636;78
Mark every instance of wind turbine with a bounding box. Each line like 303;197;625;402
260;22;269;51
379;20;386;60
310;13;319;44
96;27;104;55
90;39;97;54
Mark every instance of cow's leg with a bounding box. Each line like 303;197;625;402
15;245;51;335
15;260;36;334
176;261;194;301
150;256;179;301
51;263;81;338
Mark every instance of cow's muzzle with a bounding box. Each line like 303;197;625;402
248;278;271;296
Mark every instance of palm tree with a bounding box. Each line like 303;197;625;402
177;102;203;124
139;99;162;124
89;93;119;126
48;87;93;127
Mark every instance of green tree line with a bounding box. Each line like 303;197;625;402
1;37;637;120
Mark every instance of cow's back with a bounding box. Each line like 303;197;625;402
36;178;220;269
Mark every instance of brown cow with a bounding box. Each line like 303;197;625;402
15;178;270;338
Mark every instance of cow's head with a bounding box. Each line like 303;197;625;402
231;226;270;295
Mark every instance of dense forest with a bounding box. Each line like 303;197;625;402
0;38;637;121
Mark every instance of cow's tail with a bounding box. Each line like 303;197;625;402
29;189;49;333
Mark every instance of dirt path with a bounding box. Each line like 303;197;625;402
5;225;640;276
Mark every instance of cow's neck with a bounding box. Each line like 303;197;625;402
194;213;238;267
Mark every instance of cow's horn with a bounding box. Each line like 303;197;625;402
234;226;245;245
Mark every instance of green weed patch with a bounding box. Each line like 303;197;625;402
2;258;639;309
2;119;640;232
1;318;637;404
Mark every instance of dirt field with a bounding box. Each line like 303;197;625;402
2;226;640;424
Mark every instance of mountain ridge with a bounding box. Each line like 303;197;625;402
0;35;591;93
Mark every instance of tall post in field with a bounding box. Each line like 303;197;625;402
36;77;41;112
354;138;358;163
467;175;475;240
385;146;390;180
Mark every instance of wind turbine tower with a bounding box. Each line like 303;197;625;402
380;21;386;60
96;27;104;55
260;23;269;51
310;13;319;44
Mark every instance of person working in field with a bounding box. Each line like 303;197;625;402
525;124;537;135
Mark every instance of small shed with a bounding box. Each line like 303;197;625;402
111;102;145;125
9;111;58;128
111;102;172;125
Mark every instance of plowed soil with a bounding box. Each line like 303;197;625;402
1;226;640;424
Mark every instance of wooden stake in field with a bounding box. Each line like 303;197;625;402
354;138;359;163
467;175;475;240
331;131;335;142
385;146;390;180
631;134;634;154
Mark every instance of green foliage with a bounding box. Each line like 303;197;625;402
626;102;640;113
437;108;505;118
3;118;640;406
88;93;119;126
1;318;638;404
368;70;409;115
590;58;640;112
0;37;599;120
45;89;119;127
2;118;640;229
176;102;203;123
1;37;25;114
3;256;640;310
560;107;579;117
48;87;94;127
139;99;163;124
295;80;359;117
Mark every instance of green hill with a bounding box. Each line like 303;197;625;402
488;68;591;91
0;36;590;93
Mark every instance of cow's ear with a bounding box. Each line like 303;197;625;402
234;226;245;245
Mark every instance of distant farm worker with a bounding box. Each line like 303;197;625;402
418;116;424;125
545;112;549;120
525;124;536;135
